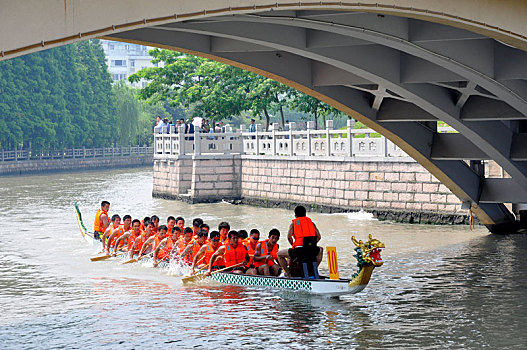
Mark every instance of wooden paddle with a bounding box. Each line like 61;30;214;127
182;262;245;284
121;253;152;265
181;265;208;283
90;255;111;262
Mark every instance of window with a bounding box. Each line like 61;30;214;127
112;60;126;67
130;60;135;67
109;44;114;50
112;74;119;81
119;74;127;80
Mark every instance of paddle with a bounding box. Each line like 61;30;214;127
121;253;152;265
182;262;245;284
90;255;111;262
181;265;208;283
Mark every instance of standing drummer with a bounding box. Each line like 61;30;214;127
276;205;323;278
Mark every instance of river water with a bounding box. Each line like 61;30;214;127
0;168;526;349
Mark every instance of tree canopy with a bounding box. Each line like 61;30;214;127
129;49;344;130
0;40;166;150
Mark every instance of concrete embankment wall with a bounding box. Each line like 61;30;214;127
0;155;153;176
240;157;468;224
153;156;471;224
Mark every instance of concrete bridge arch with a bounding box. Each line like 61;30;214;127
2;1;527;233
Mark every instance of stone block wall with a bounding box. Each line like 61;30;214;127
239;156;468;223
153;155;471;223
190;155;241;201
153;155;241;202
153;157;193;197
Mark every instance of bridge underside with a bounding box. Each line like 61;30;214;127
3;3;527;233
105;9;527;233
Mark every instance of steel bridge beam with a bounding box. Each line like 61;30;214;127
108;27;518;232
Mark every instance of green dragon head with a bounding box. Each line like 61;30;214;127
352;234;385;267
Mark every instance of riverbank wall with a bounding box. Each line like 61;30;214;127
0;155;153;176
153;155;472;225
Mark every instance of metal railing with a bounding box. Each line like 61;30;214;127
0;145;153;162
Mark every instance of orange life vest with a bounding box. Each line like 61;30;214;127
117;227;131;249
292;216;316;248
254;239;279;268
94;209;109;232
157;237;174;261
224;241;248;267
127;230;142;251
133;232;149;254
203;242;223;267
243;238;259;267
109;223;125;246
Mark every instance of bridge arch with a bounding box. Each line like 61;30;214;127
2;1;527;232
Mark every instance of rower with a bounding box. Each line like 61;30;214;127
192;218;203;236
179;229;208;265
199;223;210;235
191;230;223;274
238;229;248;242
140;223;167;263
277;205;323;278
93;201;110;241
218;222;230;243
174;227;194;263
113;219;141;256
175;216;185;232
140;216;151;231
166;216;176;236
243;229;260;275
254;229;281;276
151;215;160;235
153;225;173;267
206;230;249;275
102;214;121;253
106;214;132;253
130;221;153;259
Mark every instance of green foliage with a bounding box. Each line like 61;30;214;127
130;50;349;130
0;40;115;150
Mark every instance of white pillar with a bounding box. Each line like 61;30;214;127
194;129;201;156
347;119;354;157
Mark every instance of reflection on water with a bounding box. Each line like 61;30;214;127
0;168;526;349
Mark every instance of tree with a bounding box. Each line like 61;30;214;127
0;40;117;150
288;91;344;129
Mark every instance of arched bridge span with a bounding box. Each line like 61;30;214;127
2;1;527;233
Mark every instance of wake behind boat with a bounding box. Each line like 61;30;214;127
75;202;385;296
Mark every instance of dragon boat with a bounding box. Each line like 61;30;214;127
75;203;385;297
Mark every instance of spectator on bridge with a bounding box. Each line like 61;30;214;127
248;119;256;132
214;123;221;133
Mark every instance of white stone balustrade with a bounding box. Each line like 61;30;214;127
154;121;457;159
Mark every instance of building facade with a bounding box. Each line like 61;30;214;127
100;39;162;87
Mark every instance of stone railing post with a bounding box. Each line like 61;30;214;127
1;149;3;162
14;145;18;162
72;148;75;159
326;120;333;157
194;129;201;156
83;146;86;158
289;124;294;156
347;119;354;157
178;125;186;155
255;124;261;155
384;136;389;157
272;128;277;156
307;121;315;156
